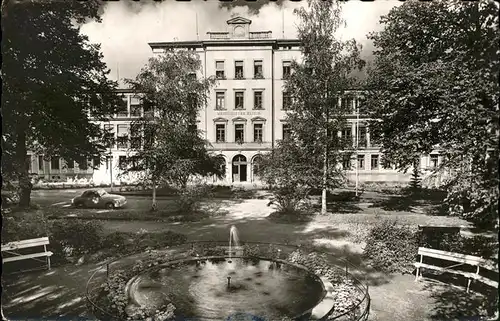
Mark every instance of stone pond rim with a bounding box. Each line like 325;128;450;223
125;255;337;320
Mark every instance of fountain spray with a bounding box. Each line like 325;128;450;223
228;225;239;263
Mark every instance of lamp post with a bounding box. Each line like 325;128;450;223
355;100;359;197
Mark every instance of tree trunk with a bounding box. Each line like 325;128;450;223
16;129;32;208
151;182;157;212
321;145;328;215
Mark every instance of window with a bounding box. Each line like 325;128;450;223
254;60;263;78
235;91;244;109
144;127;154;149
117;96;128;117
357;126;367;147
38;156;44;170
342;97;353;111
66;159;74;169
282;123;291;140
93;156;100;168
216;124;226;143
254;91;263;109
253;155;263;178
370;127;381;146
342;155;352;170
104;124;115;148
341;127;352;145
382;156;392;169
282;92;292;110
50;157;60;170
430;154;439;168
215;92;225;110
216;61;225;79
235;124;244;143
119;156;127;169
143;103;154;118
235;61;244;79
78;158;88;170
117;124;129;149
26;155;32;172
371;155;379;170
282;61;291;78
253;123;263;142
130;124;142;149
357;155;365;170
130;96;142;117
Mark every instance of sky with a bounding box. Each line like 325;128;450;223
80;0;401;87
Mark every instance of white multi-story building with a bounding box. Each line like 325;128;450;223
27;17;443;186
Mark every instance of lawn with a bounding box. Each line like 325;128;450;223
2;188;497;321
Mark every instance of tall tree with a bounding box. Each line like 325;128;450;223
123;52;224;210
286;0;364;214
364;0;499;228
2;0;120;207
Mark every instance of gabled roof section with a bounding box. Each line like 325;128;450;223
227;17;252;25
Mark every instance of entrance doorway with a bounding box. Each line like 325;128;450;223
232;155;247;182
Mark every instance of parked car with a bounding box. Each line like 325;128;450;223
71;189;127;209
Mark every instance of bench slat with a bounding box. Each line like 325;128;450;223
1;237;50;251
475;275;499;288
414;262;475;278
418;247;486;266
2;251;53;263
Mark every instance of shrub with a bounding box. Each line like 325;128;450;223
1;212;50;243
51;220;104;257
267;186;312;215
101;232;133;255
363;219;419;273
174;184;212;214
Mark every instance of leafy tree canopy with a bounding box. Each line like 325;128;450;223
279;0;364;214
123;51;225;190
364;0;499;227
2;0;120;206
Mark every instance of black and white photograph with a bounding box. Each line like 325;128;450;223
1;0;498;320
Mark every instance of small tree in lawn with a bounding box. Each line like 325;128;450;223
285;0;365;215
122;51;225;211
409;159;422;194
364;0;499;229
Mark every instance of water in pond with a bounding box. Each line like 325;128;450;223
131;258;325;320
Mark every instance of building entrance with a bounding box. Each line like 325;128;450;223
232;155;247;182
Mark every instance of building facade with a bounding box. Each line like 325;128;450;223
27;17;443;186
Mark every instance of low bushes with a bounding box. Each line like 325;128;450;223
2;212;187;269
363;218;498;274
174;184;212;215
362;219;419;274
267;186;312;216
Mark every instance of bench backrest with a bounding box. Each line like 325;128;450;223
418;247;494;267
1;237;50;251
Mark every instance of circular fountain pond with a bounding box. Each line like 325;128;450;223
127;256;326;320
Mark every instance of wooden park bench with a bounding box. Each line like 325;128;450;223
414;247;498;293
1;237;53;270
